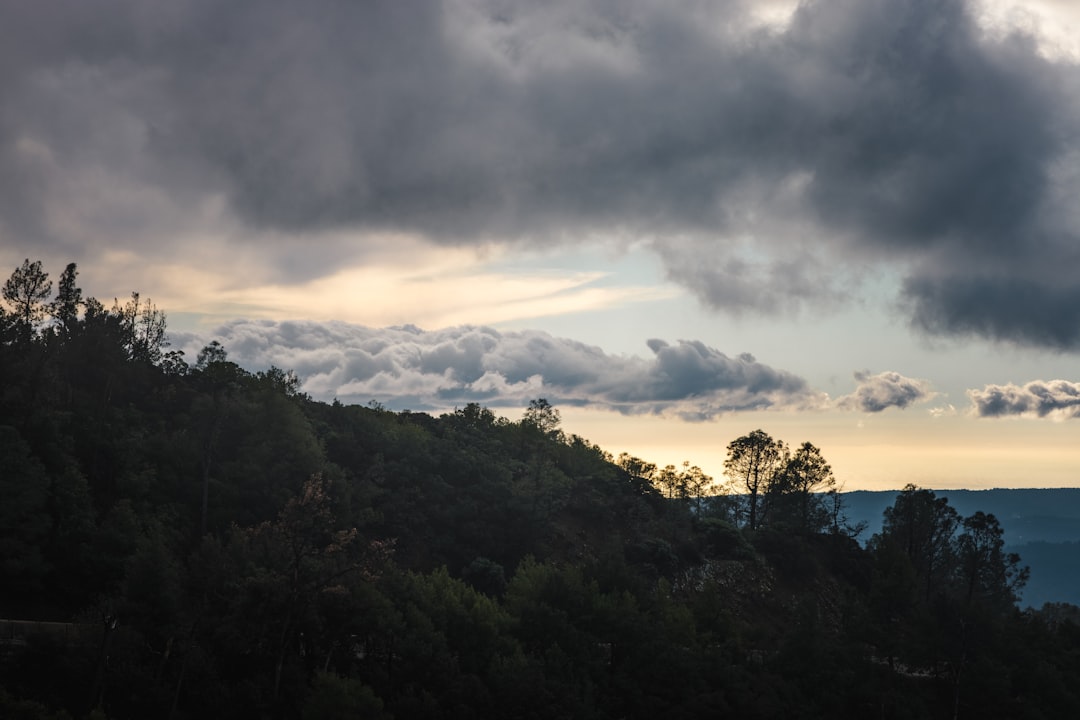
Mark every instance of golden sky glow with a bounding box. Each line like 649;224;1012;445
559;406;1080;491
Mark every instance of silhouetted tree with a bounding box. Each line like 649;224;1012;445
523;397;561;438
2;258;51;341
679;462;713;513
196;340;228;369
769;441;835;532
875;484;960;603
114;292;168;364
956;511;1029;609
49;262;82;342
723;429;787;530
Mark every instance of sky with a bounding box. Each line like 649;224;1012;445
3;0;1080;490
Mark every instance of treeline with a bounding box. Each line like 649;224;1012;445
2;260;1080;719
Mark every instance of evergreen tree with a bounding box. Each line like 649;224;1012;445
2;258;51;341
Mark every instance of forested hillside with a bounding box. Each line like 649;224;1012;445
3;260;1080;719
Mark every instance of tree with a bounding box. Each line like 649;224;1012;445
655;464;683;500
0;261;59;429
875;485;960;602
516;398;570;522
191;341;243;536
651;462;712;509
450;402;498;430
824;482;866;539
769;442;836;532
616;453;657;484
723;430;787;530
257;366;304;397
956;511;1029;609
2;258;52;341
196;340;228;369
680;462;713;513
114;292;168;364
523;398;561;438
159;350;189;376
49;263;82;341
232;474;391;706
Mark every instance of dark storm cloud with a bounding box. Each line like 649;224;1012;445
838;370;934;412
4;0;1080;345
176;320;822;417
968;379;1080;418
902;273;1080;349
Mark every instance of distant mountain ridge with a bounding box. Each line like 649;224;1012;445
843;488;1080;608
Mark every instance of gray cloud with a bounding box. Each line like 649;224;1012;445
175;320;822;418
968;379;1080;418
3;0;1080;344
838;370;935;412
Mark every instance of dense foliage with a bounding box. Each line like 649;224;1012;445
2;260;1079;719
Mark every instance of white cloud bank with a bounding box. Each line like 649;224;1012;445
175;320;956;419
838;370;936;413
968;380;1080;419
175;319;827;419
